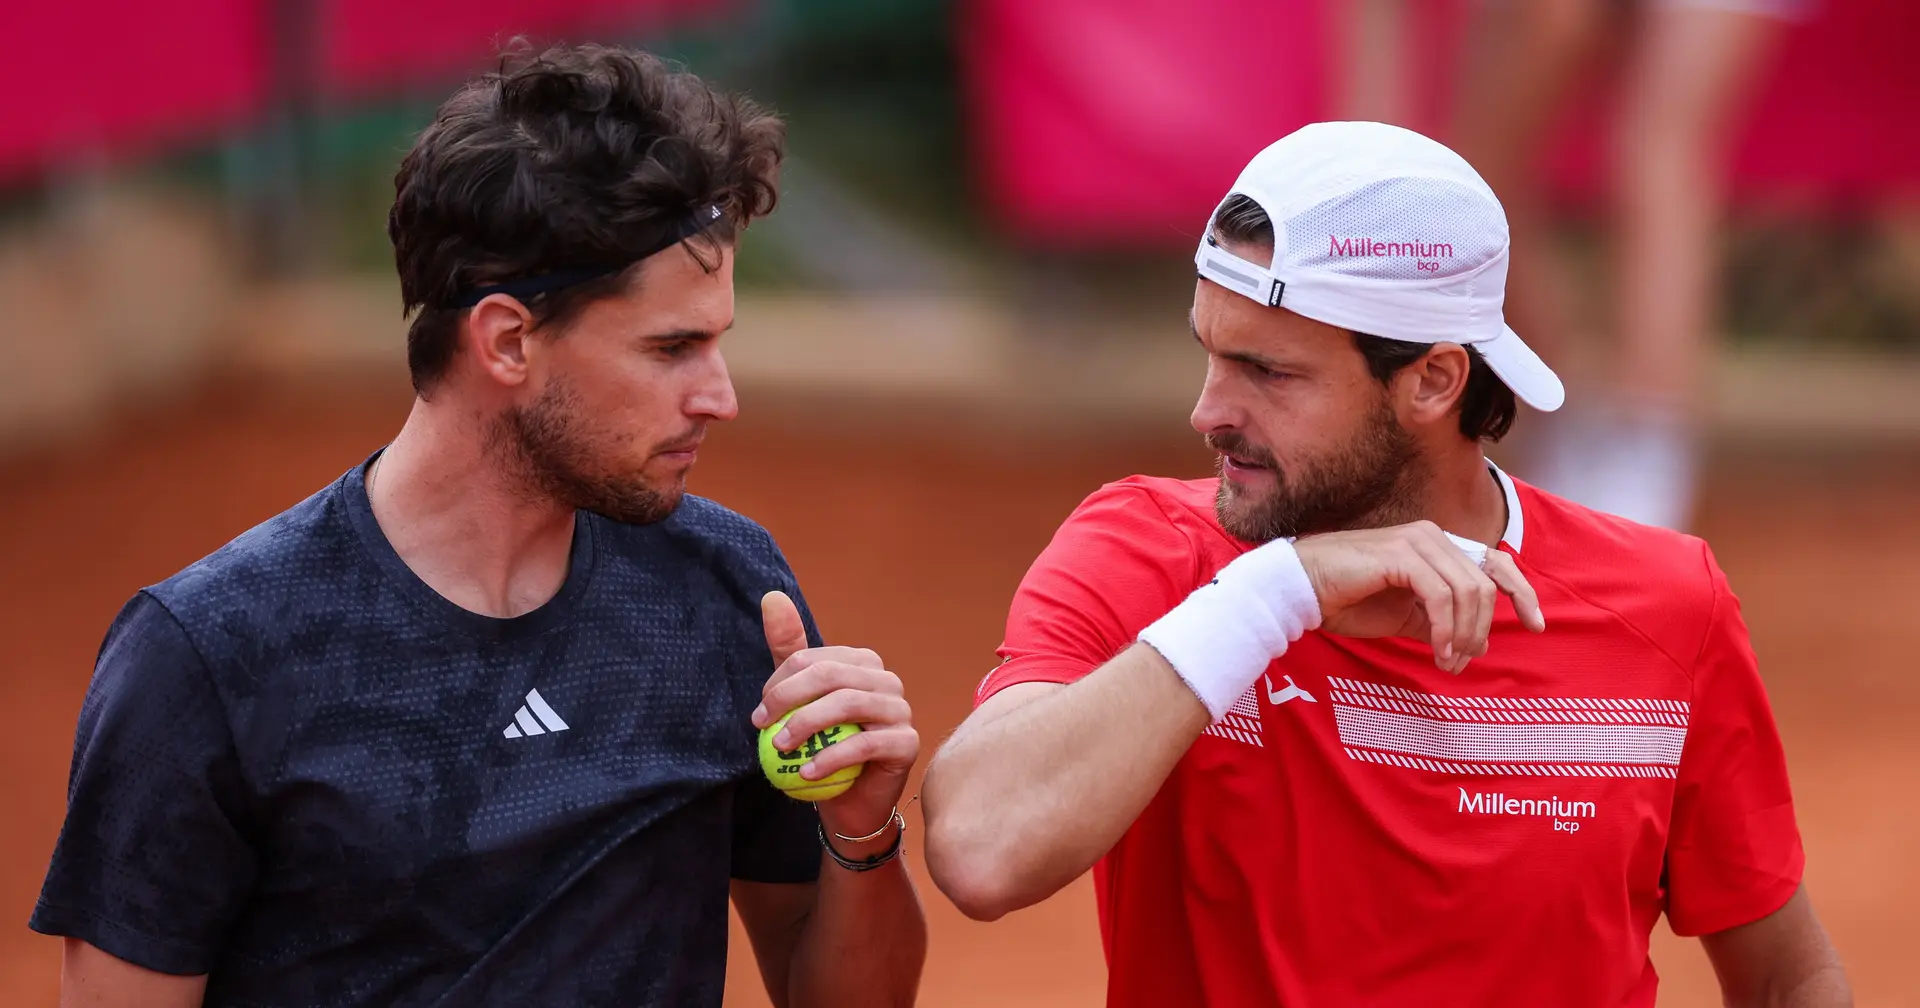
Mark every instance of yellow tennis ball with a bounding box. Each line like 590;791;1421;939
758;710;864;802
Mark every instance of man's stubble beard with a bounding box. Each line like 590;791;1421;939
1212;395;1423;542
494;375;684;525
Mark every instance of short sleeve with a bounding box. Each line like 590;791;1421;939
977;484;1206;706
30;592;260;975
731;540;825;884
730;776;823;884
758;526;827;652
1664;548;1805;936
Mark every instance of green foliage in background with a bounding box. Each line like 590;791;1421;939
10;0;967;284
300;0;973;279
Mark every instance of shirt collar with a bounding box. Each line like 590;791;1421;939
1489;460;1524;552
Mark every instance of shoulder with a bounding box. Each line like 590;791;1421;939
1064;475;1232;544
145;475;359;638
95;475;359;714
665;493;779;551
1512;478;1723;670
595;493;798;591
1513;477;1714;587
1099;474;1218;512
627;493;785;562
991;476;1232;693
1023;474;1240;594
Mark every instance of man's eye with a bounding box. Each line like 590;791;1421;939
1250;362;1289;380
658;341;693;358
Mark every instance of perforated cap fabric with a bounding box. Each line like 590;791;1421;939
1195;121;1564;412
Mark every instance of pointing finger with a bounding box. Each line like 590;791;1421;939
1485;551;1546;633
1391;541;1457;667
1408;531;1487;673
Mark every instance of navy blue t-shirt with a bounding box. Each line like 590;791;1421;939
31;456;823;1006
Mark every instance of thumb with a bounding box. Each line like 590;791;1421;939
760;590;810;667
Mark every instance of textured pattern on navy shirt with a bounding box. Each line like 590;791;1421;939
33;460;822;1007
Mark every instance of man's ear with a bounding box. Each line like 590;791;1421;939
463;294;538;388
1398;342;1472;426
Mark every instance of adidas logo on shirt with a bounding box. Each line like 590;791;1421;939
503;688;570;739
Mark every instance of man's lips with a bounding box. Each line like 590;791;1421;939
656;436;705;460
1219;451;1277;487
1220;451;1271;472
1205;434;1271;472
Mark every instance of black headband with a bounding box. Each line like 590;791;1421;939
442;203;725;309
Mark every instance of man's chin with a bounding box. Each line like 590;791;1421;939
573;475;684;526
632;481;686;524
1214;481;1275;542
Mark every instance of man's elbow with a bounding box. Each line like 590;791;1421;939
926;848;1025;922
924;817;1042;922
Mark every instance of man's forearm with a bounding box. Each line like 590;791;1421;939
921;533;1336;919
788;844;925;1008
61;940;208;1008
923;525;1534;921
1703;887;1852;1008
1771;963;1852;1008
922;644;1211;920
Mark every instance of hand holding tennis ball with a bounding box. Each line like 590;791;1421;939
751;592;920;818
759;710;863;801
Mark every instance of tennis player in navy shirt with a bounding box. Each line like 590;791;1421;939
32;44;927;1007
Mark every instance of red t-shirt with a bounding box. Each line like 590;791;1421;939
977;469;1803;1007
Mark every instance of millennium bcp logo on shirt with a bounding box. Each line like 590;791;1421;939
1457;788;1596;834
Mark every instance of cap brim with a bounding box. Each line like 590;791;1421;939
1477;325;1564;412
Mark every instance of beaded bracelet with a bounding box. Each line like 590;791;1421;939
818;813;905;873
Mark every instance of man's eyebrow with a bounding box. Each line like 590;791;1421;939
1190;313;1295;372
1217;348;1293;372
642;321;735;343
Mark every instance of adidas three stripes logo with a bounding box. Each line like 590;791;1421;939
503;688;570;739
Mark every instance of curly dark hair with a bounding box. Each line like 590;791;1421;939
389;43;785;395
1209;193;1517;442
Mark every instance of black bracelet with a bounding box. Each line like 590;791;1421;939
817;818;905;872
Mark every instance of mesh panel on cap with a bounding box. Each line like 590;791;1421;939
1283;178;1505;282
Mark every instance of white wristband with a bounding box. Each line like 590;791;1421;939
1138;538;1323;721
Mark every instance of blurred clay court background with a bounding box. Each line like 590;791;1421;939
3;1;1918;1004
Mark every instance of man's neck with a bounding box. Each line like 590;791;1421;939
1411;442;1510;547
367;400;576;619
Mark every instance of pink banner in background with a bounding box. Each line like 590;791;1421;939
0;0;727;184
967;0;1920;246
323;0;728;96
962;0;1332;246
0;0;266;183
1547;0;1920;203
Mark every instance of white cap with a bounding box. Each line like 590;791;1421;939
1195;121;1564;412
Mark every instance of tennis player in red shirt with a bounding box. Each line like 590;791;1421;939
922;122;1849;1006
